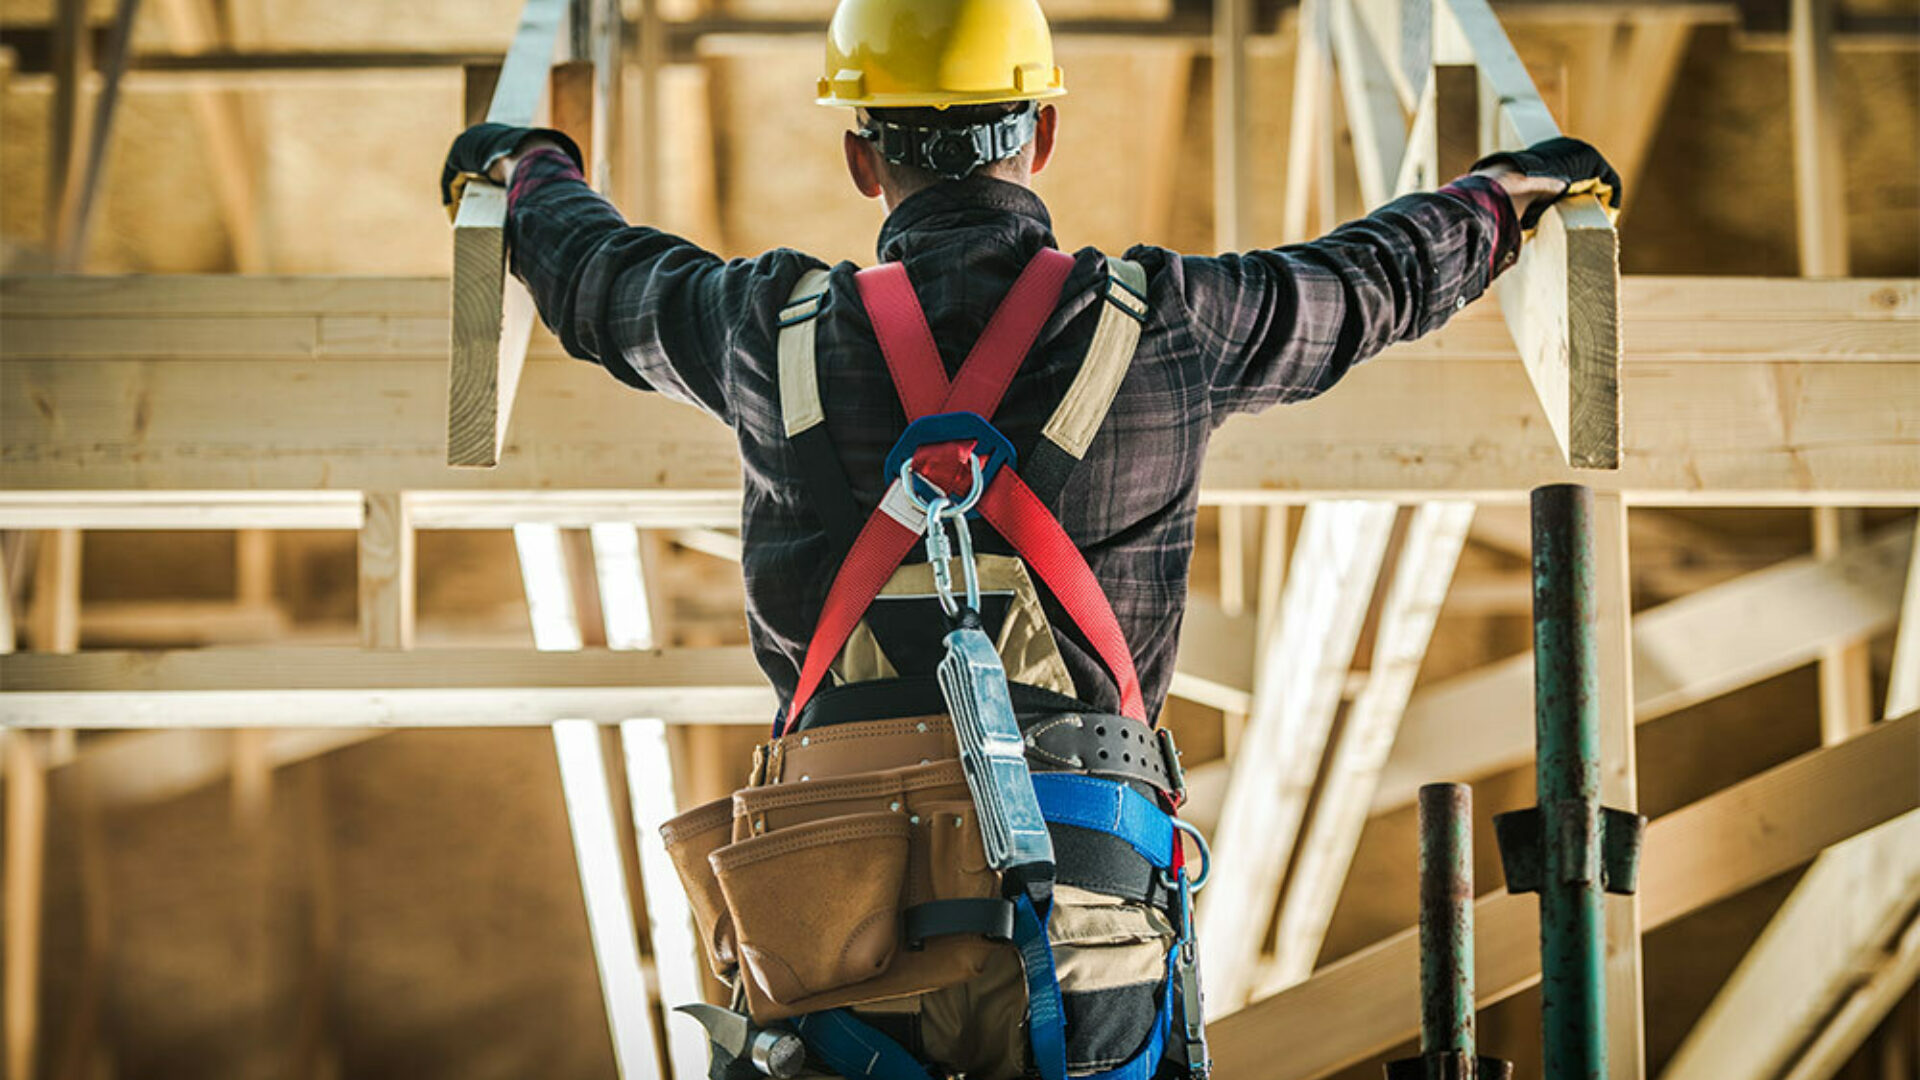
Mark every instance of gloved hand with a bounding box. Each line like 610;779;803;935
1470;136;1622;231
441;122;585;221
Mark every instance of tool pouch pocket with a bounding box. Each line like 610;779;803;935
724;761;1006;1022
660;796;739;979
712;812;909;1006
1048;887;1177;1074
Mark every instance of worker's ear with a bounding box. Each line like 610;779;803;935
1030;104;1058;176
845;131;885;199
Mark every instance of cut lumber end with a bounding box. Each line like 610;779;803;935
448;188;510;468
1564;195;1623;471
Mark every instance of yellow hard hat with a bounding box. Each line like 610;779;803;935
816;0;1066;108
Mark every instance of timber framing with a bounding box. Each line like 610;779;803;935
1209;711;1920;1080
4;275;1916;504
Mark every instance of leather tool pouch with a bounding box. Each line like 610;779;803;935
719;760;1004;1022
661;796;741;979
713;811;909;1006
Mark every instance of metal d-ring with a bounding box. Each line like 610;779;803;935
898;454;987;518
1162;818;1212;893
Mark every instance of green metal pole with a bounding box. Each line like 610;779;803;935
1418;782;1475;1060
1531;483;1607;1080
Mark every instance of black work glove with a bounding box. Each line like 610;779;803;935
1470;136;1622;231
441;122;585;220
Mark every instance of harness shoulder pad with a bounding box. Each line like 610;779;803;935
777;267;833;437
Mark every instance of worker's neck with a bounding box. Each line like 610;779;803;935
880;169;1033;215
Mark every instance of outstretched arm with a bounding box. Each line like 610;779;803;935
1181;136;1619;420
442;125;821;425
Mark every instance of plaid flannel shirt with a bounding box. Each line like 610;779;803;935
506;151;1519;721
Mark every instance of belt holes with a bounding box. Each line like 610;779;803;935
1095;725;1107;737
1098;749;1109;760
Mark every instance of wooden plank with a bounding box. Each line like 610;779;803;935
1330;0;1409;207
1668;512;1920;1080
448;0;570;467
45;0;91;258
153;0;266;270
1212;0;1253;250
1261;501;1473;991
0;647;776;727
1664;812;1920;1080
623;719;712;1079
554;720;664;1080
1814;507;1875;742
61;728;381;807
1595;491;1645;1080
28;529;80;654
4;733;46;1080
357;493;414;649
9;353;1918;503
1607;15;1693;199
1889;520;1920;718
1375;522;1914;811
1780;913;1920;1080
1790;0;1849;277
1282;0;1334;242
1197;501;1398;1015
52;0;138;270
1210;713;1920;1080
1442;0;1622;469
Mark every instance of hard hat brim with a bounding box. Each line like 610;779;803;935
817;85;1066;108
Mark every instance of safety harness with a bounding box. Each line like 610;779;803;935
763;248;1211;1080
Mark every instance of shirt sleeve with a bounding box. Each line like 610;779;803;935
501;148;823;426
1163;174;1521;422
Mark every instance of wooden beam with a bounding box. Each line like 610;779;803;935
357;493;415;649
51;0;139;271
1814;507;1875;742
1890;519;1920;718
0;647;775;727
59;728;381;807
1790;0;1849;277
1595;491;1646;1079
45;0;90;260
623;720;712;1079
1210;712;1920;1080
1330;0;1409;207
153;0;266;270
1781;914;1920;1080
1606;15;1693;199
6;273;1916;500
1212;0;1253;250
4;733;45;1080
1198;501;1398;1015
448;0;570;468
1664;811;1920;1080
27;530;79;654
1442;0;1622;469
1261;501;1473;991
554;721;664;1080
1375;521;1914;811
1282;0;1334;242
1667;513;1920;1080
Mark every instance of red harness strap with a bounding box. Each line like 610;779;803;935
780;250;1148;734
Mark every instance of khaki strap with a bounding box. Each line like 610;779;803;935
1039;257;1148;459
777;268;833;437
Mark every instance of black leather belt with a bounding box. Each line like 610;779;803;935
794;677;1178;799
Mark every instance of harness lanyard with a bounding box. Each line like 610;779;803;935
779;249;1148;735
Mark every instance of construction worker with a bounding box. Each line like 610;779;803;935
442;1;1619;1076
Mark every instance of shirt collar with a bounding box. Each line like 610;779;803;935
875;176;1057;263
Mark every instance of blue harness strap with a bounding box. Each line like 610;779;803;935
1031;773;1174;869
793;1010;935;1079
793;776;1188;1080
